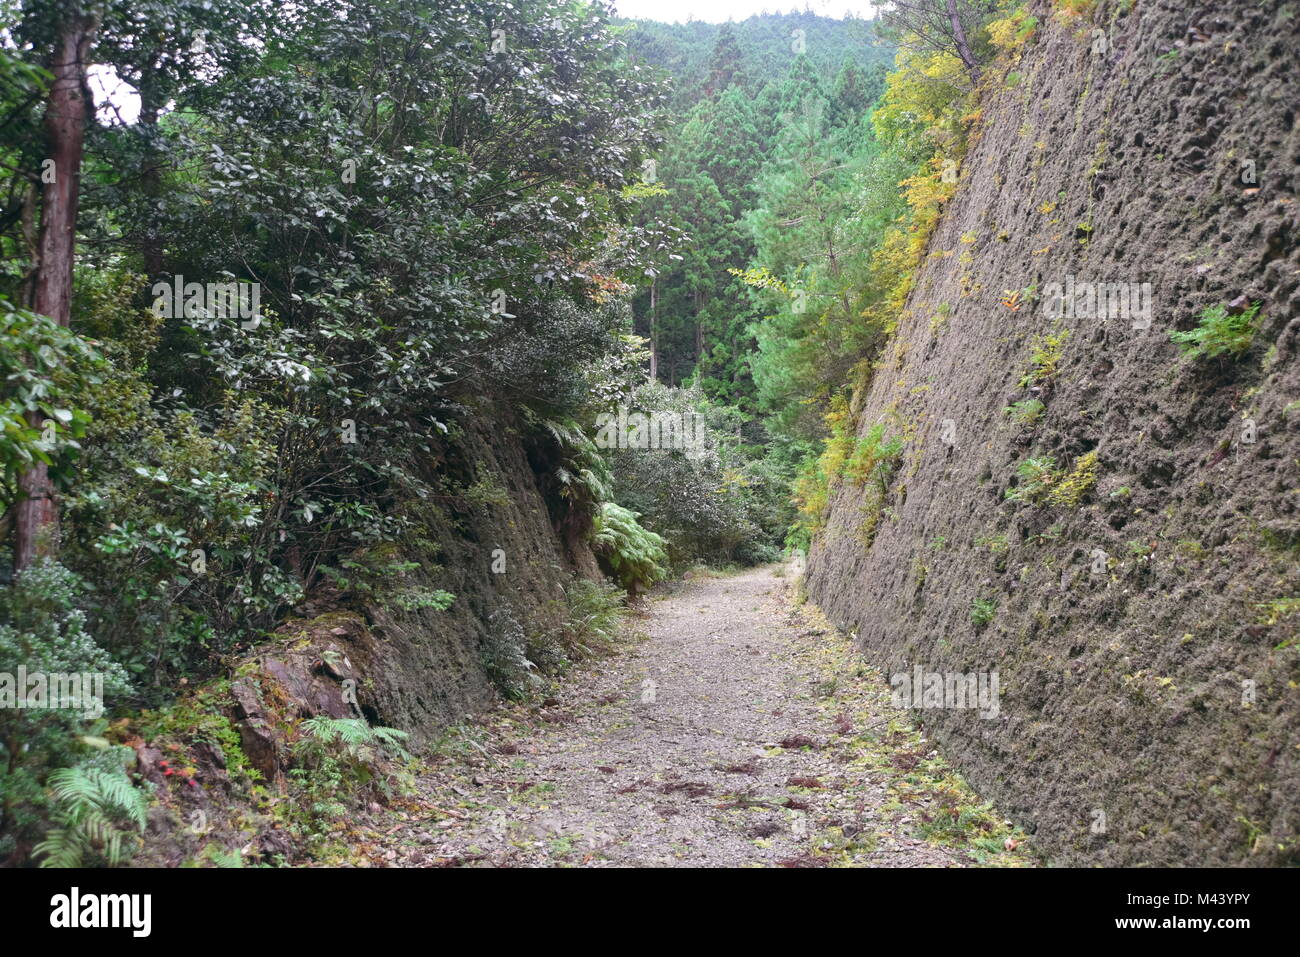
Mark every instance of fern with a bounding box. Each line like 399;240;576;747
295;716;411;764
560;578;626;658
201;843;245;868
1170;302;1262;360
371;725;412;754
1005;456;1061;504
592;503;669;595
523;409;614;507
1018;329;1070;388
1003;398;1045;425
34;766;148;868
287;717;411;833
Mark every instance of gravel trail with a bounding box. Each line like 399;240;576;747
377;564;1033;868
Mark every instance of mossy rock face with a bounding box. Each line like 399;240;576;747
804;0;1300;866
229;614;367;781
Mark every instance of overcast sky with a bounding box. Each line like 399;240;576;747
613;1;879;23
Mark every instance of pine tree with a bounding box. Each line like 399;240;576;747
704;22;745;96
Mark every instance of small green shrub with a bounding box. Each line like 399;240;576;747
844;424;906;547
844;424;905;492
318;554;453;613
287;717;411;837
975;533;1009;553
0;560;132;857
482;608;540;700
293;717;410;769
556;578;626;659
1018;329;1070;388
525;577;627;676
970;598;998;629
387;587;455;612
1003;398;1045;425
1127;540;1155;558
1170;302;1262;360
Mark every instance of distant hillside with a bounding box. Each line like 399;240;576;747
619;12;895;107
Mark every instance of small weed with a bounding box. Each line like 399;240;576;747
970;597;998;629
1003;398;1045;426
548;836;575;857
975;533;1009;553
1018;329;1070;388
1126;540;1155;559
1255;597;1299;626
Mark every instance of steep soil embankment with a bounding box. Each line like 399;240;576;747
240;400;598;751
131;402;599;864
806;0;1299;865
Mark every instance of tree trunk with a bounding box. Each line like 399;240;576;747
14;16;96;571
694;288;703;362
648;277;658;381
947;0;981;84
137;65;166;279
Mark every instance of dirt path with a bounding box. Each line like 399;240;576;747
375;563;1033;868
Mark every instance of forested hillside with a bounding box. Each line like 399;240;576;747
621;15;893;435
0;0;1295;877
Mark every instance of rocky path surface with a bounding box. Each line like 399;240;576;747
373;564;1033;868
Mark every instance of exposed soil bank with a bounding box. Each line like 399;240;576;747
807;0;1299;865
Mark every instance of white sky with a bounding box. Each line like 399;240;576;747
613;0;878;22
90;65;142;125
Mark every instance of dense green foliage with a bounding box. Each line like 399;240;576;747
0;559;133;861
0;0;673;863
614;4;1033;553
619;14;894;411
33;760;148;867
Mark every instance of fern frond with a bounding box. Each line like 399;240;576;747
202;844;244;868
33;828;85;869
36;765;148;868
